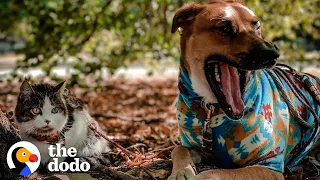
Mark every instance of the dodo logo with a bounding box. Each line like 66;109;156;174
6;141;41;176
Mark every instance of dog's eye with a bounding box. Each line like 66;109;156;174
220;25;234;36
253;21;260;30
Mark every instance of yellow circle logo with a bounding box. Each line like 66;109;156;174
6;141;41;176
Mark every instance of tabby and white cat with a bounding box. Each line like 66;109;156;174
15;80;109;165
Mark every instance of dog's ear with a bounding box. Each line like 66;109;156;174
171;3;204;34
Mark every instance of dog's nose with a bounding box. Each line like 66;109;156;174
261;47;279;62
252;43;279;61
243;43;280;69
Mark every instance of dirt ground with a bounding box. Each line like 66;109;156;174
1;75;320;179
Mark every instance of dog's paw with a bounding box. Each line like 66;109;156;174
168;165;196;180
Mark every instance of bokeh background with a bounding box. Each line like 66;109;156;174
0;0;319;84
0;1;320;178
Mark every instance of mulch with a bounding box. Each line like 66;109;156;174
0;77;319;179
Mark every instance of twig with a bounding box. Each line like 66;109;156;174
139;146;174;160
146;146;175;155
89;123;174;161
127;143;148;150
142;167;157;180
89;123;137;157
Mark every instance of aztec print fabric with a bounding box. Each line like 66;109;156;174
177;58;320;173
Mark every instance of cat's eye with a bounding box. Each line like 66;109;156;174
52;107;60;114
30;108;41;115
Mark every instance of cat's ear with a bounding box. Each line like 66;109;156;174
20;78;35;96
55;81;66;92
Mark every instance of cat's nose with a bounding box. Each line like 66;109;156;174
45;120;51;124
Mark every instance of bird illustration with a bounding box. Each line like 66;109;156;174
11;147;38;176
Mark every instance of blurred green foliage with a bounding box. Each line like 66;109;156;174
0;0;319;79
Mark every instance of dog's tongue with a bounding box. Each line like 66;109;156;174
220;63;244;115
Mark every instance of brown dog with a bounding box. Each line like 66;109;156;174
168;0;320;180
173;0;278;118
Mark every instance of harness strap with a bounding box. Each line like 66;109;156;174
276;63;320;104
272;64;320;169
267;69;316;129
202;108;213;153
273;65;320;127
301;75;320;103
275;68;314;109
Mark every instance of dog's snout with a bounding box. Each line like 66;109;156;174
251;43;279;61
239;43;280;70
261;48;279;61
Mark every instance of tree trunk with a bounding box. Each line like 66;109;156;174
0;109;21;179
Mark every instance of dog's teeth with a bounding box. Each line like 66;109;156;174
215;65;218;73
215;72;221;82
213;64;220;82
216;74;221;82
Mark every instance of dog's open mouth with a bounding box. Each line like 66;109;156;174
204;61;247;120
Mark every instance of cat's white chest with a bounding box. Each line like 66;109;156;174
65;110;89;149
